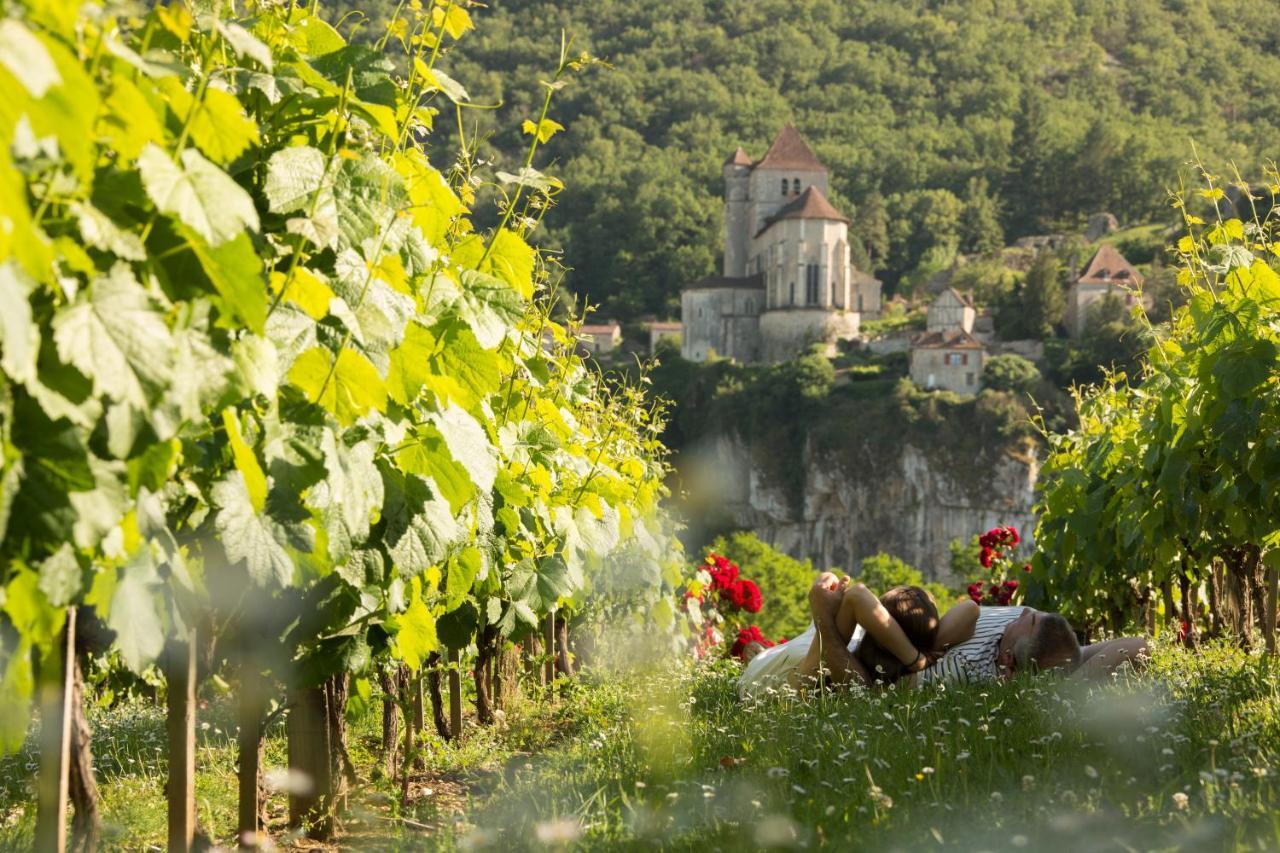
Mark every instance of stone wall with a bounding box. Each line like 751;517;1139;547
759;308;859;362
688;433;1038;584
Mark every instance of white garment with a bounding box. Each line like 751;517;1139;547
737;623;865;698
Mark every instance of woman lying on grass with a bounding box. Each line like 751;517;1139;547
738;572;979;697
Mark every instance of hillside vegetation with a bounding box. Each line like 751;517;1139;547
388;0;1280;316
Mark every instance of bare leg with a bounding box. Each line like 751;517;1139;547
789;574;848;689
1075;637;1150;678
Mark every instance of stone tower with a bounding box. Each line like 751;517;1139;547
723;148;752;277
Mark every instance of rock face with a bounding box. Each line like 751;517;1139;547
689;433;1038;583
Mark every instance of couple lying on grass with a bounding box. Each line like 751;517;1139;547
738;573;1150;696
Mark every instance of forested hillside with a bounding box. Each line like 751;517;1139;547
339;0;1280;317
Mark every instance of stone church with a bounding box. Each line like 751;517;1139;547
681;126;881;364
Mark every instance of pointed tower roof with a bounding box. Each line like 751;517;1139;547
724;147;752;167
753;124;826;172
1077;244;1143;287
757;186;848;236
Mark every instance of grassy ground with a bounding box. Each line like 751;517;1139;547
0;640;1277;850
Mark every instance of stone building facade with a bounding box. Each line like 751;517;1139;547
682;126;881;364
1064;244;1148;338
909;329;986;394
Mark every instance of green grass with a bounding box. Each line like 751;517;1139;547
1;641;1278;850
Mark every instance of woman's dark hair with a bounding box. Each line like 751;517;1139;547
854;585;939;685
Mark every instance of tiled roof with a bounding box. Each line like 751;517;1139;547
682;273;765;292
756;186;848;237
1077;244;1144;287
724;147;752;167
911;328;985;350
647;321;683;331
752;124;826;172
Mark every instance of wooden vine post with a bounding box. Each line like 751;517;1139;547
1266;555;1279;655
34;608;75;853
166;628;198;853
237;663;265;849
447;648;462;738
543;610;555;686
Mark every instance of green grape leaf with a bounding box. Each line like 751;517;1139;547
392;578;437;670
0;262;39;384
436;600;477;650
431;404;496;494
222;408;267;512
180;227;267;334
307;428;382;561
37;544;82;608
287;346;387;426
3;570;63;649
445;547;482;609
395;428;476;515
100;76;168;162
212;471;306;587
381;466;462;577
108;556;164;674
0;20;60;96
428;323;501;409
159;78;260;165
456;270;525;349
138;144;259;246
481;229;536;300
386;320;436;406
71;202;146;261
215;20;274;70
264;145;332;214
167;326;235;424
51;263;173;411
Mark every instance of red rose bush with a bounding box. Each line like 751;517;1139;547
680;552;774;659
968;525;1026;606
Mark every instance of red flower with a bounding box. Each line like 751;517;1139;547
980;547;994;569
730;625;772;659
1006;526;1020;545
1003;579;1019;590
1023;563;1032;573
740;579;763;613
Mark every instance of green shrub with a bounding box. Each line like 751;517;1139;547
983;353;1042;394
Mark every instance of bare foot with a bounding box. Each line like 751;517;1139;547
809;573;843;621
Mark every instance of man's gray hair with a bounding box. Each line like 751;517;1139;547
1012;613;1081;673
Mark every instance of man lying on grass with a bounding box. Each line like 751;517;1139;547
739;574;1152;697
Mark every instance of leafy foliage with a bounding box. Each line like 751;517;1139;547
0;0;681;748
1032;166;1280;635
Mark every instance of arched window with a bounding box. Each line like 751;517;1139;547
793;178;801;194
780;177;788;195
789;282;796;305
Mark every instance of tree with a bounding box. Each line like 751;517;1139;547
854;190;890;273
1021;251;1066;337
983;354;1042;394
961;177;1005;256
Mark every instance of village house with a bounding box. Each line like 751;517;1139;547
576;322;622;356
1064;244;1148;338
926;287;976;334
909;328;986;394
910;288;987;394
681;125;881;364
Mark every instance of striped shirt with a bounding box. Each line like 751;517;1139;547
915;606;1026;686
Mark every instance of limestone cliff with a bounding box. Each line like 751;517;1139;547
683;431;1038;584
